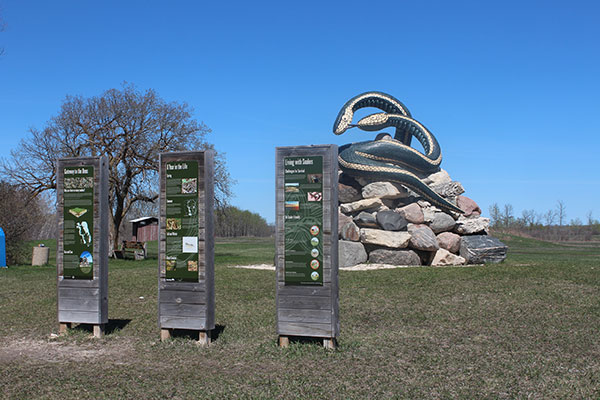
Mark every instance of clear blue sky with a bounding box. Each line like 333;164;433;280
1;1;599;224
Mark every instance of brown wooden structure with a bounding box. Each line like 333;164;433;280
275;145;339;349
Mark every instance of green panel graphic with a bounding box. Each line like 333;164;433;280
63;166;94;280
284;156;323;285
165;161;199;282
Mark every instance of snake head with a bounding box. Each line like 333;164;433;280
356;113;390;131
333;109;354;135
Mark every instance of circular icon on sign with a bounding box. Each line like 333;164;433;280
310;259;320;270
311;248;319;258
311;237;319;246
311;271;319;281
310;225;320;236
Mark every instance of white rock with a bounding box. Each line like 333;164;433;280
423;169;451;186
359;228;411;248
431;248;466;266
362;182;409;199
455;215;490;235
340;198;383;214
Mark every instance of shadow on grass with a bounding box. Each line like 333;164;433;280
170;324;225;342
72;319;132;335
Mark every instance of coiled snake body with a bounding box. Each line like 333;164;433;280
333;92;463;214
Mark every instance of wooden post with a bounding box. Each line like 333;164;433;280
59;322;71;335
198;330;211;346
56;157;109;337
158;151;215;343
278;335;290;348
160;329;171;341
323;338;335;350
275;145;339;347
93;324;105;338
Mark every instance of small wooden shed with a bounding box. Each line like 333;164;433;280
130;217;158;242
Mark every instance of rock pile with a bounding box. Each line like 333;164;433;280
337;169;507;267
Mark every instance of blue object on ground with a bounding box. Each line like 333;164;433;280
0;227;6;267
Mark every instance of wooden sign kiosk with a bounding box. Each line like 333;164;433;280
158;151;215;345
57;157;109;338
275;145;339;349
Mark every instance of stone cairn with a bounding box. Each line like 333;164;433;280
338;169;507;268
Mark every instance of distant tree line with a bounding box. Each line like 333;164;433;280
489;200;600;241
215;206;274;237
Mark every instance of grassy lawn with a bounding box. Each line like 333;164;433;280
1;235;599;398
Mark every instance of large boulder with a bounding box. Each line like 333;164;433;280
354;211;379;228
339;240;368;268
397;203;424;224
362;181;408;199
459;235;508;264
430;212;456;234
430;181;465;198
340;198;383;214
340;221;360;242
338;211;353;233
456;195;481;217
338;182;362;204
423;169;451;186
436;232;461;254
407;224;439;251
455;215;490;235
359;228;411;248
368;249;421;266
431;248;466;266
376;210;408;231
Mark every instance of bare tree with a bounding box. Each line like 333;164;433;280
521;209;536;227
501;204;514;227
488;203;501;227
0;181;44;264
0;84;232;250
556;200;567;226
544;209;557;226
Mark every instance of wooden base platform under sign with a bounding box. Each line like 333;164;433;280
59;322;105;338
160;328;212;346
278;335;337;350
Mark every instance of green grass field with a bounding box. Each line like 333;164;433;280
1;235;599;398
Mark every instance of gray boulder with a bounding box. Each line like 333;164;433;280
436;232;461;254
362;181;408;199
338;182;362;203
339;240;368;268
368;249;421;266
430;212;456;234
340;221;360;242
407;224;439;251
459;235;508;264
455;215;490;235
354;211;378;228
376;210;408;231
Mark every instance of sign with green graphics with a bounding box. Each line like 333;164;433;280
284;156;324;285
63;166;94;279
165;161;199;282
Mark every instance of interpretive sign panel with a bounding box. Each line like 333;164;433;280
57;157;109;334
275;145;339;344
165;160;199;282
158;151;215;341
283;156;324;285
62;166;95;279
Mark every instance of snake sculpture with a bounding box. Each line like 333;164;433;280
333;91;464;214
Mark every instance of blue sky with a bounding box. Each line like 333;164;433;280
1;1;599;224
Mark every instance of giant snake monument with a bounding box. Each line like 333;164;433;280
332;91;507;267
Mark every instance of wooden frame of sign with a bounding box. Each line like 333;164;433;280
56;156;109;338
158;150;215;345
275;145;339;349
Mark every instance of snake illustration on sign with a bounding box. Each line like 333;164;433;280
165;161;199;282
284;156;323;285
62;166;94;279
333;91;464;214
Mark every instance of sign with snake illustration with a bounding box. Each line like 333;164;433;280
333;91;464;214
